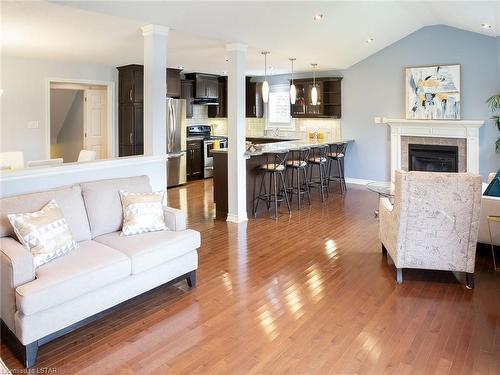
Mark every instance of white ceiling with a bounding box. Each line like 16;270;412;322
2;1;499;75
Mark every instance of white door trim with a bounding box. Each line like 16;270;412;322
46;78;116;160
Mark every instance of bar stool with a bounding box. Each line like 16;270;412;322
308;145;330;202
285;147;311;209
327;142;348;193
253;151;291;218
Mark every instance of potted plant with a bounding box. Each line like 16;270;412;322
486;94;500;152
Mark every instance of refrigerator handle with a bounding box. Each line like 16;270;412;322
168;100;175;153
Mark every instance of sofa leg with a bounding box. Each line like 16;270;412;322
466;272;474;289
396;268;403;284
186;270;197;288
24;341;39;368
381;244;387;257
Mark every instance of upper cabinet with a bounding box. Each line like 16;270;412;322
184;73;219;99
291;77;342;118
181;79;194;118
208;76;227;118
166;68;182;98
118;65;143;104
246;77;264;118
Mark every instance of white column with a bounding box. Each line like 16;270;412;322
226;43;248;223
141;24;168;156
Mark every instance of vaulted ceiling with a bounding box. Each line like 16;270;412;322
2;1;499;75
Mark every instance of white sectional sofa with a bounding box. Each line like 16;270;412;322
478;172;500;246
0;176;200;367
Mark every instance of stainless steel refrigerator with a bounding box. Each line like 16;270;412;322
166;98;187;187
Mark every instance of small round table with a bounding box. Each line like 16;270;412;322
366;181;395;217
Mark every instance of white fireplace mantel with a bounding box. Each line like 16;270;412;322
379;117;484;180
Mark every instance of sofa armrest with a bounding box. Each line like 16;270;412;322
0;237;35;332
164;207;187;231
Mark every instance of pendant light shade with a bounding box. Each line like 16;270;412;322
311;86;318;106
262;80;269;103
311;63;318;105
261;51;270;103
290;84;297;105
289;57;297;104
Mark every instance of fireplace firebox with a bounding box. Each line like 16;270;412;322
408;144;459;173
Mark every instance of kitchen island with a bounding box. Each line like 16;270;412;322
212;137;354;219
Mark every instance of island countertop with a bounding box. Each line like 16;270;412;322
211;138;354;158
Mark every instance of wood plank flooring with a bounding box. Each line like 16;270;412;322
1;179;499;374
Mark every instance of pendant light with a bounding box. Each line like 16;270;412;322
261;51;270;103
311;63;318;105
289;58;297;105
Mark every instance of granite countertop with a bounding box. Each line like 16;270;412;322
211;138;354;157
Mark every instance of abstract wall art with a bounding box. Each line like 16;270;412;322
405;64;461;120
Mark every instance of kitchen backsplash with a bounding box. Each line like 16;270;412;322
187;104;341;139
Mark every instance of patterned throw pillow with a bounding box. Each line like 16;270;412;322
8;200;78;268
484;169;500;197
119;190;167;236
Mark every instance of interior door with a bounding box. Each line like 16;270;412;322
84;88;107;159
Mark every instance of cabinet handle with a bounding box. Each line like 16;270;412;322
129;89;133;102
129;132;133;145
253;105;256;115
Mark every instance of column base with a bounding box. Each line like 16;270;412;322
226;213;248;223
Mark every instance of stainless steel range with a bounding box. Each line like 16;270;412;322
187;125;227;178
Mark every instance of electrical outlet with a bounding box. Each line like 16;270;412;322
374;117;382;124
28;121;39;129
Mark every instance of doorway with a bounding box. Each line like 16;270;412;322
49;82;110;162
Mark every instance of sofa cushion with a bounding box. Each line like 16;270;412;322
95;229;201;274
80;176;152;238
0;185;91;242
16;240;131;316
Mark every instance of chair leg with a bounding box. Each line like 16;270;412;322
296;168;301;209
253;172;265;218
396;268;403;284
279;172;291;214
273;173;279;218
303;167;312;205
466;272;474;289
186;270;197;288
319;164;325;202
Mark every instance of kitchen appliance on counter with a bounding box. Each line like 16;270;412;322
187;125;227;179
166;98;188;187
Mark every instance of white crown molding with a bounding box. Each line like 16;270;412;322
226;43;248;52
141;24;170;37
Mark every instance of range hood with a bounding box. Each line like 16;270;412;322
193;98;219;105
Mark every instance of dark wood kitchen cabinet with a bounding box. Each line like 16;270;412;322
291;77;342;118
184;73;219;99
208;76;227;118
246;77;264;118
181;80;194;118
118;65;144;156
186;140;203;179
117;65;182;156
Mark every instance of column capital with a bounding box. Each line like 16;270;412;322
141;24;170;37
226;43;247;52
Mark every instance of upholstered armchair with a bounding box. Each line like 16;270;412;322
379;170;482;288
478;172;500;246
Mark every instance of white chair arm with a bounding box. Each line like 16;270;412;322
0;237;35;331
378;197;399;265
163;207;187;231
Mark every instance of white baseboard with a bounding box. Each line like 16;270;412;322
226;213;248;223
345;177;376;185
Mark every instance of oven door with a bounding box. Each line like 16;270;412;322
203;140;215;178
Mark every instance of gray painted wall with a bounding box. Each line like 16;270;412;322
260;25;500;181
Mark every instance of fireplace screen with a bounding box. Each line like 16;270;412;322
408;144;459;173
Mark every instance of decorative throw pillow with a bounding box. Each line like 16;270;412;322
120;190;167;236
484;169;500;197
8;200;78;268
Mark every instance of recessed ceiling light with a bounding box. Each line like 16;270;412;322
177;65;184;69
314;14;323;21
481;23;492;29
365;38;374;44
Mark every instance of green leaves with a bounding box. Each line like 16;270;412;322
486;94;500;111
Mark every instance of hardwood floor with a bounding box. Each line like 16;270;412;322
1;179;499;374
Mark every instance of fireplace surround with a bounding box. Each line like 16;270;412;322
380;118;484;180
